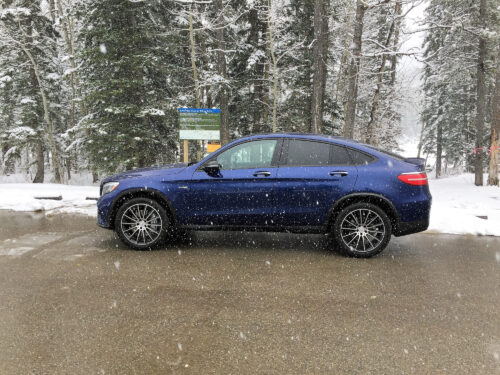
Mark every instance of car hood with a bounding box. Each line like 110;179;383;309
102;163;188;183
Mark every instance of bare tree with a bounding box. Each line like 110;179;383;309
267;0;279;133
488;39;500;186
343;0;366;139
214;0;230;145
474;0;487;186
310;0;329;134
1;10;62;183
364;0;400;145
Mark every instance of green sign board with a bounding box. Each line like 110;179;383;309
178;108;220;140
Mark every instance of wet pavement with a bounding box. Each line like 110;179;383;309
0;211;499;374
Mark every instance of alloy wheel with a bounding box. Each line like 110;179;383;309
120;203;163;246
339;208;386;253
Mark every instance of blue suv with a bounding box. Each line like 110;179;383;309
97;134;431;257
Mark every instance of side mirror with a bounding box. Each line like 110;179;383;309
203;159;220;175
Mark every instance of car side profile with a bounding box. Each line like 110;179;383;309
97;134;431;257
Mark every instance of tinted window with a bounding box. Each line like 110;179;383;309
216;139;277;170
347;148;376;165
330;144;351;165
286;140;330;166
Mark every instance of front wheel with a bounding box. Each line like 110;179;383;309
333;202;392;258
115;197;169;250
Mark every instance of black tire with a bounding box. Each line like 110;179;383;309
115;197;170;250
332;202;392;258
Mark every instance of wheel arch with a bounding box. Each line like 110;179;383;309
108;188;177;229
327;193;400;231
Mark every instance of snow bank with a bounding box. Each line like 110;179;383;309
428;174;500;236
0;173;500;237
0;183;98;217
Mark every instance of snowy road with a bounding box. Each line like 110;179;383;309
0;212;499;374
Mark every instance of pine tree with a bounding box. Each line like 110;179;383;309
77;0;187;173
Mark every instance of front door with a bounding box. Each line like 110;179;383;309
273;139;358;227
179;139;281;227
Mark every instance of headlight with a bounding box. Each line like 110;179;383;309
102;182;119;196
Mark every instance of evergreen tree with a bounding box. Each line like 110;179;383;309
77;0;187;173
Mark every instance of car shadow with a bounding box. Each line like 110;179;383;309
101;230;342;256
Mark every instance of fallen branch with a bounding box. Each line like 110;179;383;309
34;196;62;201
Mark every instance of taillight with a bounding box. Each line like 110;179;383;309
398;172;428;186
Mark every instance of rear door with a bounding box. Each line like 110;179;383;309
273;139;358;227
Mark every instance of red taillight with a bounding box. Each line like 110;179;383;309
398;172;428;186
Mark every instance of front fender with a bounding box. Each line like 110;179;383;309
102;187;177;228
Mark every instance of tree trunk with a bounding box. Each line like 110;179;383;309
334;0;355;101
249;6;266;133
417;121;425;159
188;8;202;160
390;0;402;86
15;14;61;183
33;142;45;183
365;1;398;145
488;129;499;186
343;0;366;139
436;121;442;178
189;10;201;108
17;41;62;183
215;0;229;145
474;0;487;186
267;0;279;133
310;0;329;134
488;40;500;186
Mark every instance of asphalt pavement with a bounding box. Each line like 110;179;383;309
0;211;499;374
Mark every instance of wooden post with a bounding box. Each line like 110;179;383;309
183;140;189;163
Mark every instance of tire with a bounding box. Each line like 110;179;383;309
115;197;169;250
332;202;392;258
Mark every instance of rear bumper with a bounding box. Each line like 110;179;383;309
394;218;429;237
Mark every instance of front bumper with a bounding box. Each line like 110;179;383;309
97;193;116;229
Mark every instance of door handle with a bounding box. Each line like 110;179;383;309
330;171;349;177
253;171;271;177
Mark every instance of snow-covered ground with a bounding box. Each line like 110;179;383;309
0;173;500;236
428;174;500;236
0;183;98;217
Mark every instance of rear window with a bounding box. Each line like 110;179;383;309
330;144;351;165
286;140;331;166
347;148;376;165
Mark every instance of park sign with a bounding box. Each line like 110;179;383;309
178;108;220;140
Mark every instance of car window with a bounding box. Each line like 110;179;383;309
286;140;331;166
216;139;277;170
347;148;376;165
330;144;351;165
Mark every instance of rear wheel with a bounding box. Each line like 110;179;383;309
115;197;169;250
333;202;391;258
